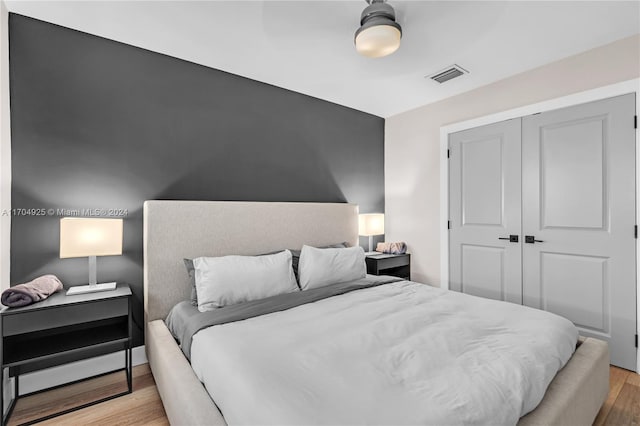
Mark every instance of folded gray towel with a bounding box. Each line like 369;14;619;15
1;275;64;308
376;242;407;255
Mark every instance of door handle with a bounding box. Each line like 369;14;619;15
525;235;544;244
498;235;519;243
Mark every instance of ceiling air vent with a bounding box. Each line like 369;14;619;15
428;64;468;84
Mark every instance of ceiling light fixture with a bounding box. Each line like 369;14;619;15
354;0;402;58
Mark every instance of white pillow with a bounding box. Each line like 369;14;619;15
194;250;298;312
298;245;366;290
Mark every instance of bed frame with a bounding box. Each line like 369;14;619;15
143;200;609;426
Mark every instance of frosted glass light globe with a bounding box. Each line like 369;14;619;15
355;24;401;58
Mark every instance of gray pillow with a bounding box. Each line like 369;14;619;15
184;258;198;306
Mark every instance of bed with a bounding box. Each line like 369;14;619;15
143;200;609;426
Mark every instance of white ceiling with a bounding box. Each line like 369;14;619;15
5;1;640;117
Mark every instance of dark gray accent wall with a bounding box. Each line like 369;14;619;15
8;14;384;346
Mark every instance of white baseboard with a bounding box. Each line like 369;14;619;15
18;345;147;396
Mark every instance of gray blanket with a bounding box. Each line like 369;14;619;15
168;275;402;359
1;275;63;308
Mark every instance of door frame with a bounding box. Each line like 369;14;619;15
439;78;640;371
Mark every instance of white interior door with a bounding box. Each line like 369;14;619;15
522;94;637;371
448;118;522;304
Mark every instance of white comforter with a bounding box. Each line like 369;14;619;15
191;280;578;425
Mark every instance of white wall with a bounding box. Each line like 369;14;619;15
385;34;640;286
0;0;9;293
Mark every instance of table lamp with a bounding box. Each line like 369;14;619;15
60;217;123;295
359;213;384;253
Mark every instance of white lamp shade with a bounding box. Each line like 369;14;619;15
60;218;123;258
355;25;401;58
359;213;385;236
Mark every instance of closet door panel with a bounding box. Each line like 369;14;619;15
522;93;636;371
449;118;522;304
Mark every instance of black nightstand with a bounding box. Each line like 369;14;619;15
0;283;132;425
365;253;411;280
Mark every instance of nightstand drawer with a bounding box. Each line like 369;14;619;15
372;255;410;270
366;253;410;280
2;298;128;337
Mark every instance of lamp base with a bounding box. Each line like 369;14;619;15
66;282;117;296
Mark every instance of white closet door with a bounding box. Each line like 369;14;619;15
522;94;636;371
448;118;522;304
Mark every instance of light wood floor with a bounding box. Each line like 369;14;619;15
594;366;640;426
8;364;640;425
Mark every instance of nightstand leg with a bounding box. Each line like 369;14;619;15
1;374;17;426
126;348;132;393
126;296;132;394
1;368;3;426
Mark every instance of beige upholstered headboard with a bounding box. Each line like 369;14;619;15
143;201;359;322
